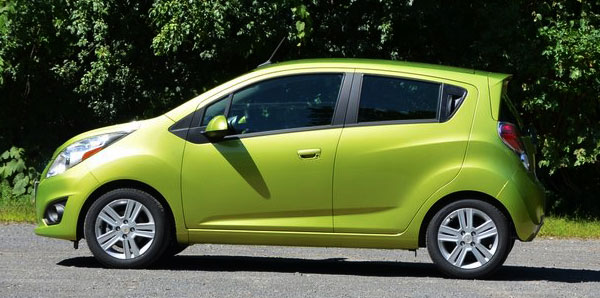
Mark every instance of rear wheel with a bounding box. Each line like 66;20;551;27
84;188;170;268
426;199;511;279
161;241;189;259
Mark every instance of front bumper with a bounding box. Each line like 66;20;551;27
34;165;99;240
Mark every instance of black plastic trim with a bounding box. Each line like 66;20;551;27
440;84;468;122
344;118;439;128
332;72;355;126
344;73;363;124
168;111;195;139
43;197;68;226
190;124;344;144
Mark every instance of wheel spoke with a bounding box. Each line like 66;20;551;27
97;229;117;243
438;225;461;242
135;230;155;239
457;209;467;230
123;237;131;259
134;222;155;239
135;222;155;232
124;200;135;221
130;202;143;222
128;238;140;257
448;245;468;267
100;234;121;251
471;245;489;265
99;207;120;226
475;243;494;259
466;208;473;229
477;227;498;239
475;220;495;234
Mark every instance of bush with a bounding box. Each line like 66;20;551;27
0;147;38;196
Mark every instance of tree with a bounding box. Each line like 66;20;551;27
0;0;598;216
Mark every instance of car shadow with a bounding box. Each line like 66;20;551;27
57;255;600;283
213;138;271;199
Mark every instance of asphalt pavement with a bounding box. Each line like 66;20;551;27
1;224;599;297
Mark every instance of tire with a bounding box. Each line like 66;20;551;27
84;188;170;268
426;199;511;279
161;242;189;259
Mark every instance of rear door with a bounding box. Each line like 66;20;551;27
333;71;477;234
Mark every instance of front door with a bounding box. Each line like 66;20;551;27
181;73;348;232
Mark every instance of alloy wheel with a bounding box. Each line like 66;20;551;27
94;199;156;260
436;207;499;269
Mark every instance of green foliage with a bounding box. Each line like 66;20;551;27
526;2;600;172
0;0;599;217
0;147;38;196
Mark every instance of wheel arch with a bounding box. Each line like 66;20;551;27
417;190;516;247
76;179;177;241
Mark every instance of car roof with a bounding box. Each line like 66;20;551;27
256;58;503;78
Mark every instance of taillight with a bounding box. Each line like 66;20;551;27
498;122;524;153
498;122;530;170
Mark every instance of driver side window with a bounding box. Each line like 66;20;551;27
202;73;343;135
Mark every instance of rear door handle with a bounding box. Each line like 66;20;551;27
297;148;321;159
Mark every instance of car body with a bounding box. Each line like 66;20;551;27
34;59;545;278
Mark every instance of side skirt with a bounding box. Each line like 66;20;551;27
188;229;418;249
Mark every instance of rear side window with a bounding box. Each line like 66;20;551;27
358;75;441;123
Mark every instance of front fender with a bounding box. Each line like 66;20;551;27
85;116;189;243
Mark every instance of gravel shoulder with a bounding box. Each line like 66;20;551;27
1;224;599;297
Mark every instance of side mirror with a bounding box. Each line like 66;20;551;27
203;115;230;139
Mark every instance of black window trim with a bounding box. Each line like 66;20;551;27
171;72;355;144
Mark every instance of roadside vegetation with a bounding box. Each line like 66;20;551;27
538;217;600;239
0;182;35;223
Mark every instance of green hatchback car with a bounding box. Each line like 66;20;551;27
35;59;544;278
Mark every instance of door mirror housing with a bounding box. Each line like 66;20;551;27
203;115;230;139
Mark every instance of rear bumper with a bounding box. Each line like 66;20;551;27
497;168;545;241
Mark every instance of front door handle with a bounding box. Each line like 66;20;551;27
297;148;321;159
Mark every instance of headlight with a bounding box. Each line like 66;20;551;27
46;132;129;178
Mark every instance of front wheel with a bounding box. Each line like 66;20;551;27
426;199;512;279
84;188;170;268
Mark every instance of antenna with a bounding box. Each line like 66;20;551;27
257;37;286;68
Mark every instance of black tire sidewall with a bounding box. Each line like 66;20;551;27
426;199;511;279
83;188;170;268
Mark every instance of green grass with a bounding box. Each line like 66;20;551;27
0;196;35;223
0;183;36;223
538;217;600;239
